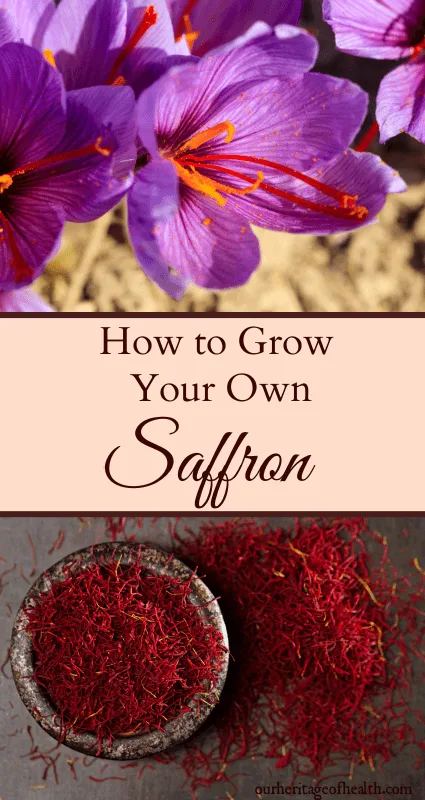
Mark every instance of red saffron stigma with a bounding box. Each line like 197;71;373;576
0;138;111;285
107;6;158;85
412;36;425;59
177;152;368;221
0;209;33;283
169;518;425;795
355;120;380;152
9;137;112;180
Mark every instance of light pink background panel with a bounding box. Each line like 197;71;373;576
0;316;422;512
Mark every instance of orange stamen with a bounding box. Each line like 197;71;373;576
9;137;112;179
0;175;13;193
112;75;127;87
107;5;157;85
176;14;199;51
0;209;33;283
177;122;235;154
175;0;199;41
174;159;263;204
173;160;226;205
43;49;57;69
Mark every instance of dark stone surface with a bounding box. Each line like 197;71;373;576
1;517;424;800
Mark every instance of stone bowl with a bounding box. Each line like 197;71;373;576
10;542;229;760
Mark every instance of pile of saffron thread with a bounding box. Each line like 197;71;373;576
164;517;425;795
4;518;425;795
25;552;225;748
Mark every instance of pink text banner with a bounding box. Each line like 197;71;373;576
0;314;422;513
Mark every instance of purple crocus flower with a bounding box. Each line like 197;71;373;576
324;0;425;143
0;0;180;96
127;31;405;296
167;0;302;56
0;289;53;312
0;42;135;299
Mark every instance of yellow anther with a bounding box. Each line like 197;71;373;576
0;174;12;193
174;161;263;207
173;160;227;206
177;121;236;154
43;49;57;69
95;137;113;157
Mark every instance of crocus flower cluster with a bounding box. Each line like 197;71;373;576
128;29;405;294
0;0;410;309
324;0;425;144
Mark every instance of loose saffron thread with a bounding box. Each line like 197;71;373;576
168;517;425;795
106;6;158;85
27;533;37;577
0;648;11;679
0;562;17;595
47;531;65;555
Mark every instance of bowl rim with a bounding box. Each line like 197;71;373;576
10;541;229;760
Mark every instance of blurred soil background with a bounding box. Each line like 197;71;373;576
35;0;425;312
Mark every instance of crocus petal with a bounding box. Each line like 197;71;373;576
377;60;425;144
43;0;127;89
0;288;53;312
123;49;196;98
128;159;188;298
126;0;176;53
169;0;302;57
223;149;406;235
0;188;65;291
0;0;55;47
169;25;319;99
0;8;18;47
26;87;136;223
0;43;66;169
66;85;137;181
323;0;424;60
123;1;181;94
131;74;260;292
155;184;261;289
122;0;194;97
151;65;367;171
207;22;318;75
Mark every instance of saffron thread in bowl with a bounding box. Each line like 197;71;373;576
25;553;226;749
